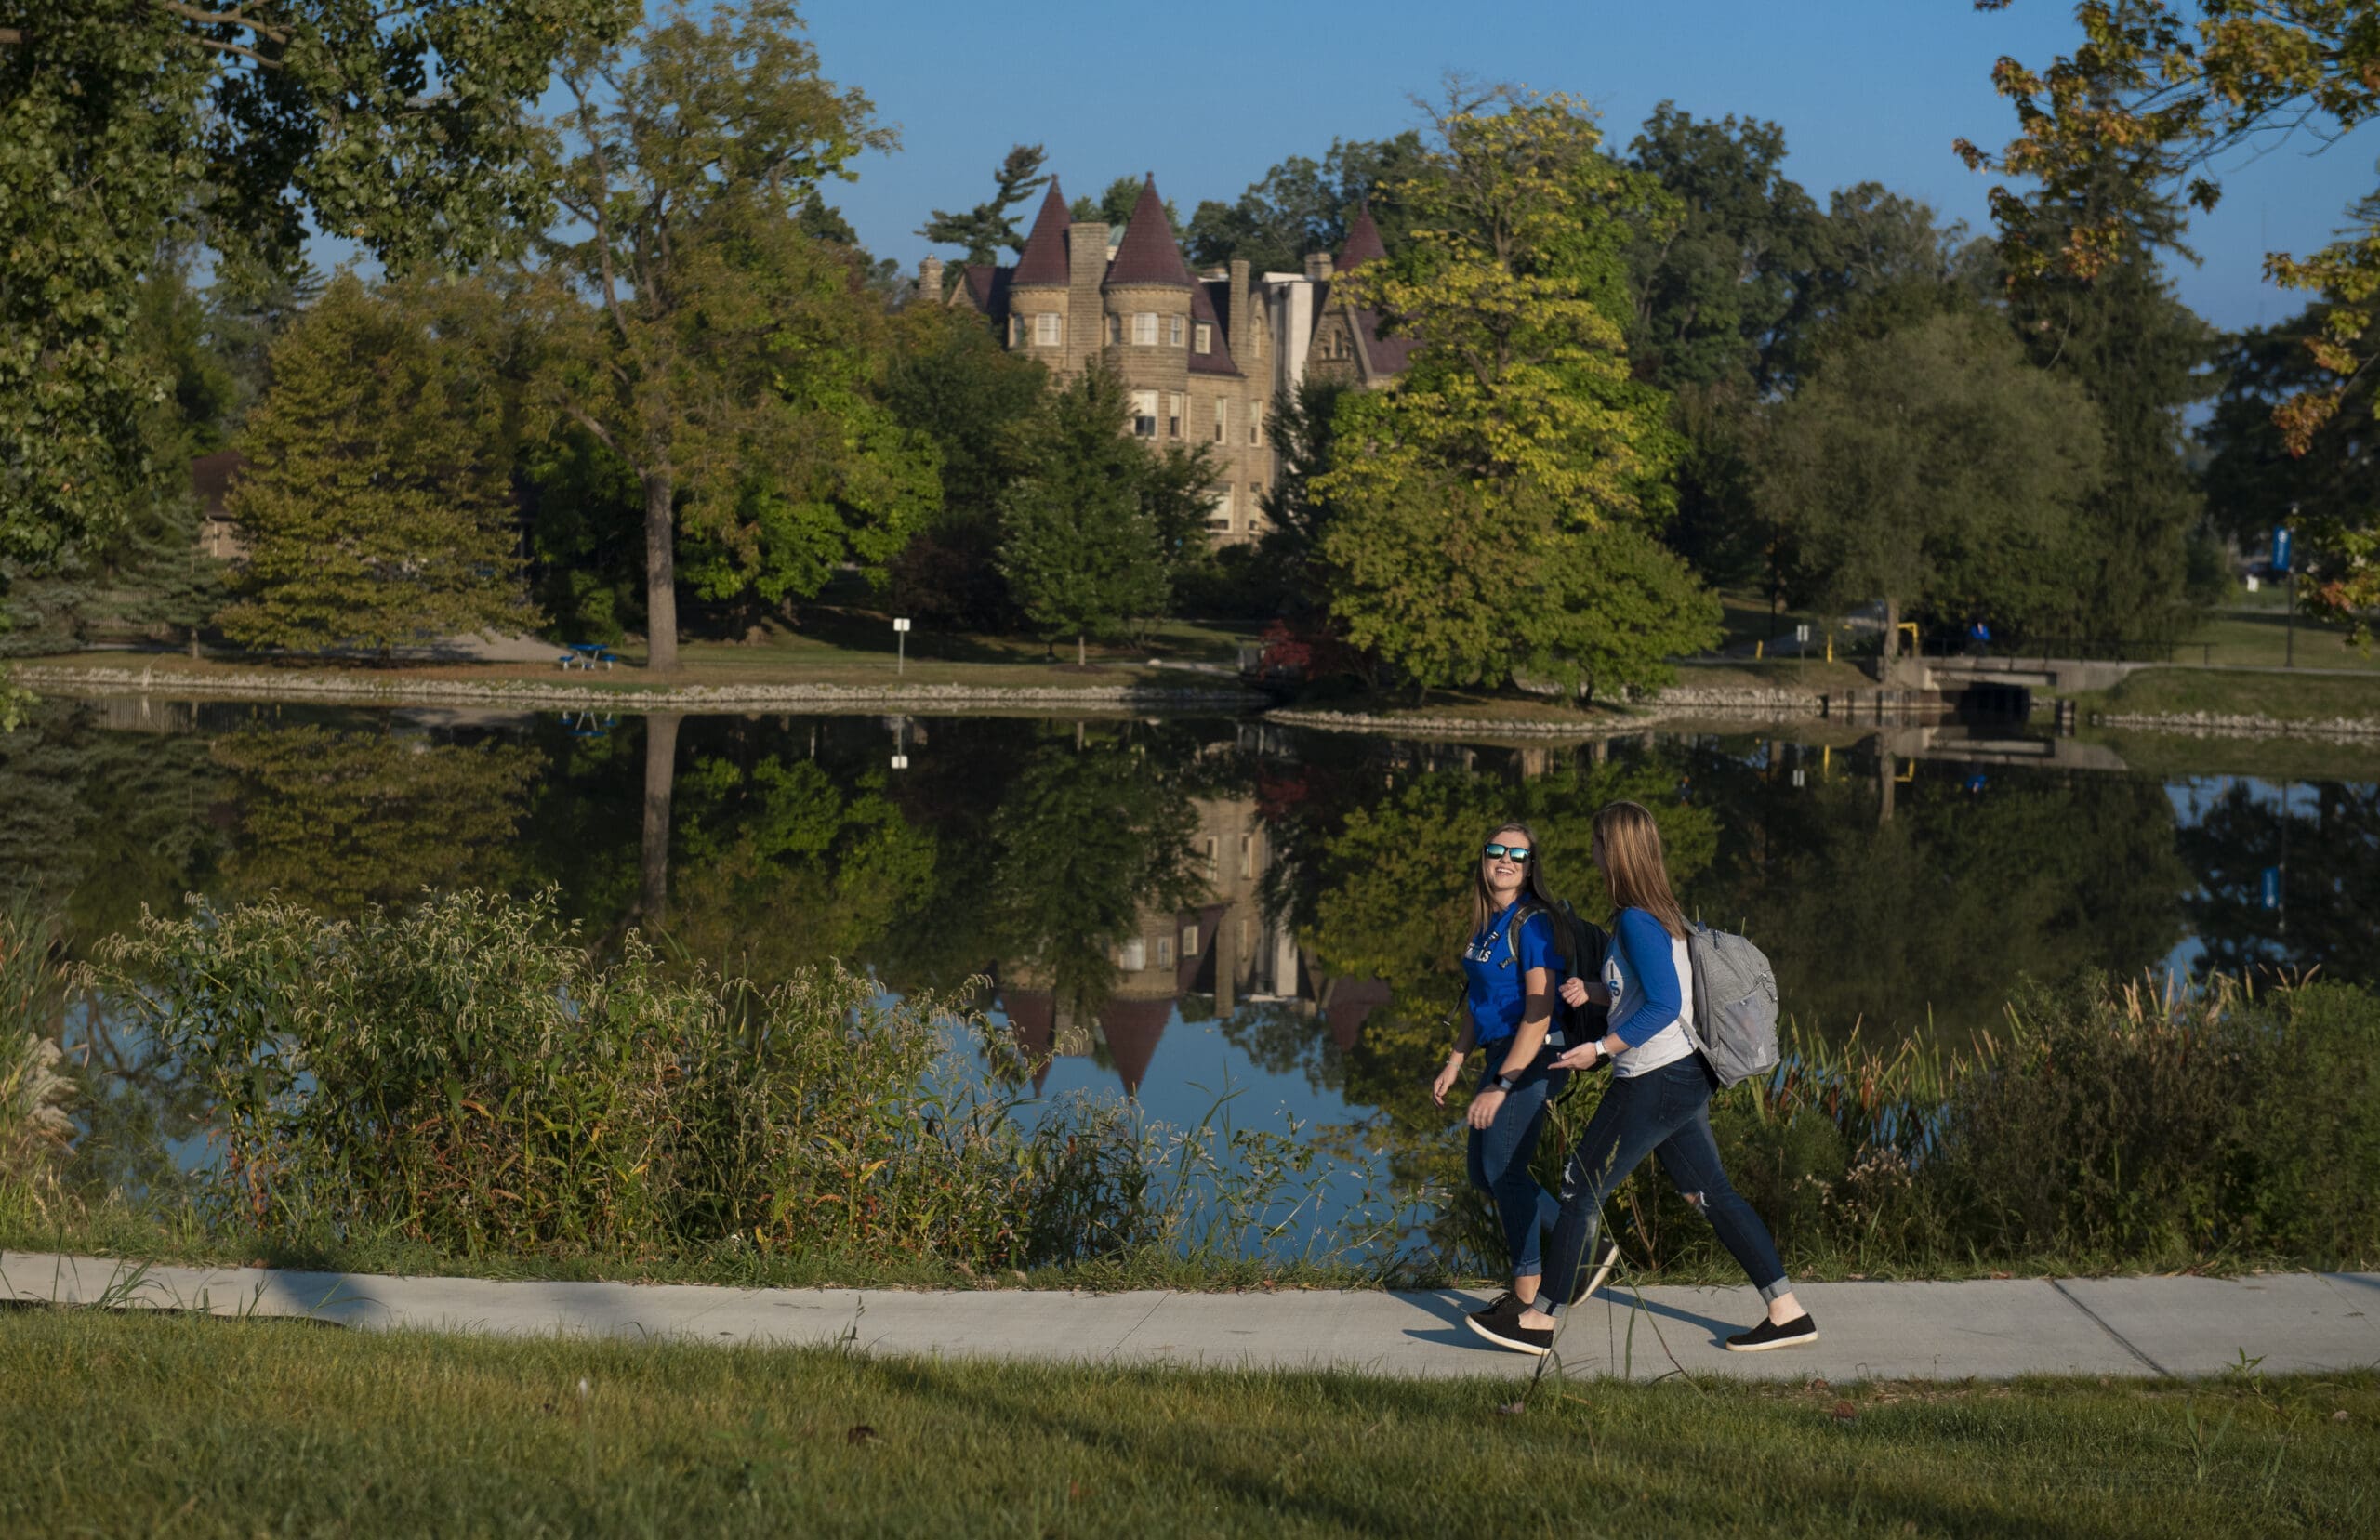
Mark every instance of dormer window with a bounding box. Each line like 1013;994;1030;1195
1195;322;1212;354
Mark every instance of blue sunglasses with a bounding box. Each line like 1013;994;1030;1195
1481;843;1532;862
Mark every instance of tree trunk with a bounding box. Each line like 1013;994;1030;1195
1076;634;1085;667
639;712;682;925
643;471;679;673
187;626;201;661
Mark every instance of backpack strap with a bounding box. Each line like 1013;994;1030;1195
1500;901;1547;969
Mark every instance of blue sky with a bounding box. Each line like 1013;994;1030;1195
799;0;2375;335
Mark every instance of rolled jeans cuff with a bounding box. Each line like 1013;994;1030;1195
1758;1277;1793;1305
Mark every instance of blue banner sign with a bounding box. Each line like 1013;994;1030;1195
2273;526;2293;573
2262;866;2281;910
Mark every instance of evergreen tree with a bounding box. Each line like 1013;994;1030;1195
217;274;536;656
996;371;1168;665
918;145;1051;267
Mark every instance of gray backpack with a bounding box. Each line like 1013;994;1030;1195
1683;922;1780;1089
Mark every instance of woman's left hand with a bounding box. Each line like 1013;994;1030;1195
1465;1087;1507;1130
1548;1041;1601;1073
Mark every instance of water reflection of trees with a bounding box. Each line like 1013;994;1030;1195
2176;779;2379;985
214;724;541;915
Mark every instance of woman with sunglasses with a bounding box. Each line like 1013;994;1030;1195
1467;801;1818;1358
1432;823;1577;1337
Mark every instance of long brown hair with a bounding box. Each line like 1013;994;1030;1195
1593;801;1688;941
1470;821;1561;936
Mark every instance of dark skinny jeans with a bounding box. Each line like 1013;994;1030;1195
1541;1056;1792;1308
1465;1047;1567;1283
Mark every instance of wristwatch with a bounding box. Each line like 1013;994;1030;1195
1491;1073;1517;1093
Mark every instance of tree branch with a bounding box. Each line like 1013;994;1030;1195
153;2;293;42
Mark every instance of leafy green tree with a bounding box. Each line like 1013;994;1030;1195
1071;177;1182;230
996;371;1168;665
1758;309;2105;648
532;0;911;670
1252;378;1351;618
1183;134;1429;272
216;274;535;656
0;0;636;568
520;425;644;644
919;144;1051;267
1314;86;1707;695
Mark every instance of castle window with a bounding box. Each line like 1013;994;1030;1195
1108;314;1122;346
1168;314;1185;347
1118;937;1147;972
1131;312;1158;346
1209;486;1234;531
1183;924;1199;954
1008;315;1021;348
1130;389;1158;439
1166;393;1183;438
1248;404;1263;447
1249;481;1263;520
1034;312;1062;347
1212;400;1229;443
1241;834;1255;879
1195;322;1212;354
1157;935;1175;967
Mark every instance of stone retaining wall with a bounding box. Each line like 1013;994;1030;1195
2092;709;2380;742
10;665;1258;716
1265;684;1830;739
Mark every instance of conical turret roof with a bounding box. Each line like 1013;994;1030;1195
1104;175;1194;287
1012;180;1072;287
1337;202;1388;271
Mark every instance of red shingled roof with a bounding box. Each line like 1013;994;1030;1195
1100;995;1173;1098
1189;282;1238;376
1104;175;1193;287
961;264;1012;322
1329;204;1416;376
1013;181;1072;286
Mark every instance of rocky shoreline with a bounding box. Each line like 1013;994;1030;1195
2091;708;2380;742
1264;684;1830;738
8;664;1259;715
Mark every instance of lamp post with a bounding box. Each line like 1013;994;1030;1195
893;616;910;677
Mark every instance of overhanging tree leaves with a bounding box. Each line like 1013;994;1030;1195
0;0;637;566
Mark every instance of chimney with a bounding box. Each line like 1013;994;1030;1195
1068;222;1110;373
1228;257;1253;364
1302;251;1333;283
917;254;945;303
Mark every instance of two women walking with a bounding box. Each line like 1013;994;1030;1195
1445;802;1819;1358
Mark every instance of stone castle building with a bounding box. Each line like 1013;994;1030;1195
918;174;1412;545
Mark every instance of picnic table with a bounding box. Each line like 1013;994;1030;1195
556;642;619;670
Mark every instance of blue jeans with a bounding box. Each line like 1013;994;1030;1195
1542;1057;1791;1308
1465;1048;1567;1283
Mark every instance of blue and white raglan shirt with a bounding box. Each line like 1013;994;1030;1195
1602;908;1697;1077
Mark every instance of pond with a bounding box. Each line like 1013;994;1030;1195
7;695;2376;1249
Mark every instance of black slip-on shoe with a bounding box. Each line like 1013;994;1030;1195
1565;1241;1624;1305
1465;1311;1555;1357
1726;1314;1818;1352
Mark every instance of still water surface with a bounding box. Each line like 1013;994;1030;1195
7;696;2375;1216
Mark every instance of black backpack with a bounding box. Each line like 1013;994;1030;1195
1500;897;1611;1044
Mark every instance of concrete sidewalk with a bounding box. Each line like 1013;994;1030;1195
6;1250;2375;1383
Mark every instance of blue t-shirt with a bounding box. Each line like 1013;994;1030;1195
1461;900;1562;1045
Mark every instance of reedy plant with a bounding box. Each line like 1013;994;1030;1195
0;903;75;1209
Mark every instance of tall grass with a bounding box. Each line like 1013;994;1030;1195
86;890;1395;1276
0;904;75;1213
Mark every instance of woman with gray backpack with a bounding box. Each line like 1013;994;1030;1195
1465;800;1818;1358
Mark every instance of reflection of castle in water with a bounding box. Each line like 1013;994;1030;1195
995;792;1390;1098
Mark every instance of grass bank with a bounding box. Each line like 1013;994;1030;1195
7;1310;2374;1537
2078;666;2380;729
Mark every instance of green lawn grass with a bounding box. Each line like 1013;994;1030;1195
2083;666;2380;724
7;1310;2372;1538
2176;605;2380;672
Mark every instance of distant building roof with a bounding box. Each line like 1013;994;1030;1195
1104;175;1194;287
1101;995;1172;1097
1012;181;1073;287
1330;204;1416;375
1189;282;1239;376
1337;204;1388;271
961;263;1012;322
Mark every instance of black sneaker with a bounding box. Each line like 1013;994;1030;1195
1466;1308;1555;1357
1726;1314;1818;1352
1467;1290;1518;1328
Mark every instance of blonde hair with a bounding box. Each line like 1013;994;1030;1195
1470;821;1560;936
1593;801;1688;941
